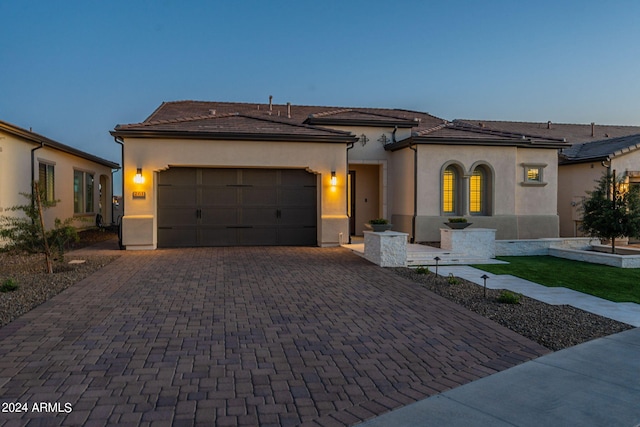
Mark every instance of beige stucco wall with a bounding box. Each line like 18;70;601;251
558;152;640;237
0;130;114;230
122;137;348;249
408;144;559;241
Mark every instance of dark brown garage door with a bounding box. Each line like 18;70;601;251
157;168;317;247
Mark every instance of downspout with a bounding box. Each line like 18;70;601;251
30;142;45;209
114;136;125;249
409;142;418;243
346;141;355;244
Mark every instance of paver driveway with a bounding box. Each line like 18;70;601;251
0;247;549;426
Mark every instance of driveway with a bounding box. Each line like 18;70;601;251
0;247;549;426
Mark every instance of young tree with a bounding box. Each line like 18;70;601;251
581;171;640;253
0;182;79;273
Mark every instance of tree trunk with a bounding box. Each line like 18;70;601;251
34;182;53;274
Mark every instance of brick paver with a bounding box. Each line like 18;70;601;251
0;246;550;426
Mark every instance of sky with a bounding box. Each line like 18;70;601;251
2;0;640;193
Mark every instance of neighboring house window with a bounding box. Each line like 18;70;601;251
442;166;458;214
469;165;492;215
521;163;547;186
38;163;55;203
74;170;94;214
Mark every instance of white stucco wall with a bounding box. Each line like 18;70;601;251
0;130;114;230
122;137;348;249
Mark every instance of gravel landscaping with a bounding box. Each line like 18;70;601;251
391;267;634;351
0;229;119;328
0;231;633;352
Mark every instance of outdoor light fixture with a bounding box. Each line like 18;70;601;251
330;171;337;186
134;168;145;184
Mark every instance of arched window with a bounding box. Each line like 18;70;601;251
469;165;491;215
442;165;461;215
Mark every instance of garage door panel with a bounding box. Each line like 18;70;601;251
200;227;237;246
239;228;278;246
158;187;197;207
157;208;198;227
242;187;277;206
158;227;198;247
158;168;197;186
242;169;277;186
202;187;237;206
158;167;317;247
280;207;316;226
241;207;278;225
280;188;316;206
201;207;238;226
201;168;238;185
278;227;317;246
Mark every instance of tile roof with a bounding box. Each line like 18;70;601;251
116;100;446;137
0;120;119;169
455;119;640;144
560;133;640;163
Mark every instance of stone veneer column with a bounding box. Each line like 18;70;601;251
363;231;409;267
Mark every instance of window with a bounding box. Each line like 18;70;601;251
442;166;459;214
521;164;547;186
74;170;94;214
469;169;485;214
38;163;55;203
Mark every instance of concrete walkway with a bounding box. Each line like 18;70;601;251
0;246;549;426
435;266;640;327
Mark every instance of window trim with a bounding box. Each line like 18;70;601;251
521;163;548;187
468;161;494;216
441;162;464;216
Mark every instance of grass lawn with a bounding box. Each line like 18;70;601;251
472;256;640;304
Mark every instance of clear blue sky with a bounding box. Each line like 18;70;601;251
2;0;640;193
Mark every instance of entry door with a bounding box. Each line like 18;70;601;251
157;168;317;247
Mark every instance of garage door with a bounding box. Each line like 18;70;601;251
157;168;317;247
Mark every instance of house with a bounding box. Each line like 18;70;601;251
0;120;120;231
111;100;573;250
558;134;640;238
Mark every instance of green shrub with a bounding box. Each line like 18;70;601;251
0;278;18;293
497;290;522;304
447;217;468;223
447;273;460;285
415;266;430;275
369;218;389;225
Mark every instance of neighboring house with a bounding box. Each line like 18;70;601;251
558;134;640;237
0;120;120;231
111;100;569;249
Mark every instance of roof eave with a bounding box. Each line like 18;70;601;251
0;121;120;169
386;136;567;150
110;129;357;144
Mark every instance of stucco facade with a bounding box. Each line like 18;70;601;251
112;101;568;249
0;121;118;231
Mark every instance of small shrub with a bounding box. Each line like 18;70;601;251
447;273;460;285
447;217;468;223
415;266;430;275
0;278;18;293
369;218;389;225
497;290;522;304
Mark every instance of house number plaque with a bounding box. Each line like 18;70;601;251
132;191;146;199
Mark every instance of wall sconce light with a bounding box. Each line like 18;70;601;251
330;171;337;186
133;168;145;184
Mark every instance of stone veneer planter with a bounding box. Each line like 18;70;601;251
363;231;408;267
440;228;496;259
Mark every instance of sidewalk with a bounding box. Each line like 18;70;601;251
359;267;640;427
359;327;640;427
